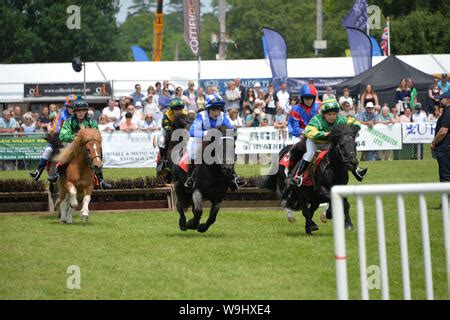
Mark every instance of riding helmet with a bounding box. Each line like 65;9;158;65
64;94;78;108
299;84;317;100
169;97;185;110
73;96;89;110
205;94;225;110
321;98;340;114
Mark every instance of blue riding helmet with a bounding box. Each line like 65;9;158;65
205;94;225;110
299;84;317;100
73;96;89;110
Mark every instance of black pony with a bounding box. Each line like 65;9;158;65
260;124;360;234
172;126;236;233
156;113;191;184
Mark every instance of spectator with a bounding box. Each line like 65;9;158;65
234;78;246;112
34;120;46;133
121;105;140;126
264;84;279;125
183;80;198;112
428;78;443;113
174;86;189;106
97;115;115;132
119;112;138;132
158;88;172;111
0;109;17;133
360;84;379;109
339;101;355;117
407;78;418;109
205;86;213;95
390;105;400;123
134;101;144;119
428;105;441;123
144;94;162;125
399;107;412;123
139;113;160;132
438;73;449;93
276;82;290;114
49;103;58;115
395;78;411;114
322;86;335;100
39;106;51;125
196;87;206;111
242;109;251;126
227;107;243;128
162;80;175;96
243;87;256;113
89;106;101;122
102;99;121;129
14;105;23;127
255;91;266;110
253;82;264;98
187;110;197;122
154;82;161;107
225;80;240;112
411;103;428;159
357;102;377;161
274;107;287;140
20;112;35;133
129;83;145;107
339;87;353;108
376;106;395;125
245;107;262;127
261;118;269;127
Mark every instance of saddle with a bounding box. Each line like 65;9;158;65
302;150;329;189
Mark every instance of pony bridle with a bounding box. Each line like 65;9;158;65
84;138;102;170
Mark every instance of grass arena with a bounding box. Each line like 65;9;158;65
0;150;448;300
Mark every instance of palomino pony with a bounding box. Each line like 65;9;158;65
172;126;236;233
56;128;103;224
260;124;360;234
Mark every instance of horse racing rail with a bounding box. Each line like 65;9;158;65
331;183;450;300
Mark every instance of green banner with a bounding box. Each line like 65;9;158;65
0;134;47;160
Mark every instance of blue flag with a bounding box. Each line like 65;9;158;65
342;0;368;31
370;36;382;56
131;45;150;61
262;27;287;91
346;27;372;75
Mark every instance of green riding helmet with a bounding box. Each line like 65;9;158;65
321;98;340;114
169;97;185;110
73;96;89;110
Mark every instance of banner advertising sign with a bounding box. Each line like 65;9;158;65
402;122;436;144
183;0;201;57
102;131;160;168
235;127;296;154
0;134;47;160
24;82;111;98
356;123;402;151
200;78;272;95
262;28;288;91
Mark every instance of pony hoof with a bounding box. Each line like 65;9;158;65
70;201;78;209
345;223;353;231
287;216;296;223
81;215;89;223
320;212;327;223
197;224;209;233
186;219;199;230
60;220;67;224
310;222;319;232
179;219;187;231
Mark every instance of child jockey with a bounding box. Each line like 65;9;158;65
157;97;188;172
183;94;247;191
29;94;76;181
294;98;368;186
47;97;112;189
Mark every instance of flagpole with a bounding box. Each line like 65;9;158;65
198;55;201;91
387;16;391;56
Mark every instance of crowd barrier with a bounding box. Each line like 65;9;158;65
0;123;436;168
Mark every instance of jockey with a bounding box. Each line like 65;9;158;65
47;97;112;189
294;98;368;186
29;94;76;181
183;93;247;191
285;84;321;178
157;97;188;172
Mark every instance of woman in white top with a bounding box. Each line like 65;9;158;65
227;107;243;128
98;115;115;132
427;105;441;123
322;86;336;100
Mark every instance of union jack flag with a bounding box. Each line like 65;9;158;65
380;23;389;56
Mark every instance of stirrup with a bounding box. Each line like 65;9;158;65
100;180;112;189
234;176;247;188
30;169;43;181
184;176;194;189
293;174;303;187
47;173;59;183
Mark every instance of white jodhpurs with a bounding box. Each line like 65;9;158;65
158;128;166;149
187;137;203;164
303;138;331;162
42;145;54;160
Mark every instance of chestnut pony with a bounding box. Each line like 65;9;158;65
56;128;103;224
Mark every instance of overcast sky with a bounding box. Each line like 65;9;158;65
117;0;213;24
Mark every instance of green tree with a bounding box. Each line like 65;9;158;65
0;0;122;63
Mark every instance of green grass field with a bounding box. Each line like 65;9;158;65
0;149;448;300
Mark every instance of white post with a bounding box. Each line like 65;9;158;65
442;193;450;299
332;190;348;300
198;55;201;90
375;196;389;300
387;17;391;56
397;195;411;300
357;196;369;300
419;194;434;300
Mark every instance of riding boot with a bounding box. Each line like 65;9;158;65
157;147;168;172
183;162;195;191
229;168;247;191
95;169;112;189
291;159;310;187
352;167;368;182
47;163;64;183
29;158;48;181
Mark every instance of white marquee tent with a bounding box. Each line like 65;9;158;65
1;54;448;103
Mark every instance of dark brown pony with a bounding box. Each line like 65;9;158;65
56;128;103;224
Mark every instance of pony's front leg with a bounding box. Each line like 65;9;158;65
187;190;202;230
81;185;93;223
197;201;221;233
60;194;69;224
176;202;187;231
343;197;353;231
67;182;78;208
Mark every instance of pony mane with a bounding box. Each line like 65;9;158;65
56;128;101;164
173;113;189;129
330;124;355;139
